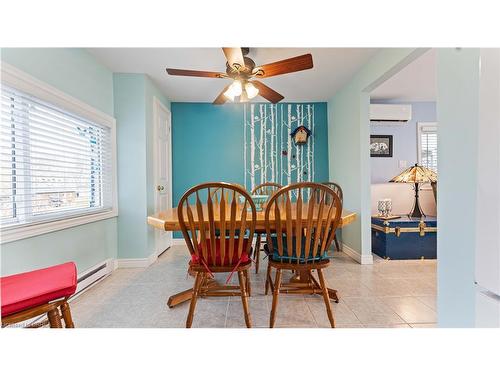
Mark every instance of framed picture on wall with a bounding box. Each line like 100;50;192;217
370;135;393;157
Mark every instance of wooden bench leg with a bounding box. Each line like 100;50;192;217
47;308;63;328
60;301;74;328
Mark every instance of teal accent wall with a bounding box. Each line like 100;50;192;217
171;102;329;238
113;74;170;258
436;48;480;327
0;48;117;276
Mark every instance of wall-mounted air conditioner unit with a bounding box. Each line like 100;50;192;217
370;104;412;122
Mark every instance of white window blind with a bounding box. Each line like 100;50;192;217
418;124;437;173
1;84;114;229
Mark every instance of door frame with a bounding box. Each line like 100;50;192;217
153;96;173;256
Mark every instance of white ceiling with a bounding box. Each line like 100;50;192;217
87;48;379;102
371;49;437;101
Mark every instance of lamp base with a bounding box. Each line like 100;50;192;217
408;182;426;219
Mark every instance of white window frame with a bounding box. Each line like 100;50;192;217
0;63;118;244
417;122;437;190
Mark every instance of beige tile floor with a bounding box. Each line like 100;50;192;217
70;245;437;328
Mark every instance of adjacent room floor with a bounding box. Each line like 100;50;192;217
70;246;437;328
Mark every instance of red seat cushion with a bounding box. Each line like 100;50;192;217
192;238;251;267
1;262;77;317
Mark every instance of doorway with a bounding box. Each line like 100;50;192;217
153;97;173;256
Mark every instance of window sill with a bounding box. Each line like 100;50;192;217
0;209;118;244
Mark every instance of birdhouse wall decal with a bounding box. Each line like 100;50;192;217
290;125;312;145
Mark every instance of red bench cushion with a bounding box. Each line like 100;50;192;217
1;262;77;317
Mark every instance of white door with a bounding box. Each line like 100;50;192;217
154;98;173;255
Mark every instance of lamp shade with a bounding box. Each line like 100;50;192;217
390;164;437;184
389;163;437;218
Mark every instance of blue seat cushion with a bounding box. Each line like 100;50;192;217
263;235;329;263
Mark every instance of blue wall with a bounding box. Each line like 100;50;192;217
171;102;329;237
1;48;117;276
370;101;437;183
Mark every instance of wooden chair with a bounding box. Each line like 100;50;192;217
264;182;342;328
178;182;256;328
322;182;343;252
1;262;77;328
210;183;246;204
251;182;282;273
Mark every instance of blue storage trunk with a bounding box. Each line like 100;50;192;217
371;216;437;260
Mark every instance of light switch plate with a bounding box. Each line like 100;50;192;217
399;160;408;168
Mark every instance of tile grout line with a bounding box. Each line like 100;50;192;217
304;299;320;328
223;297;230;328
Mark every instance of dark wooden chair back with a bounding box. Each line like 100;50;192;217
264;182;342;264
178;182;256;268
251;182;282;197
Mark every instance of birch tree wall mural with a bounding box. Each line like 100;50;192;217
244;103;316;192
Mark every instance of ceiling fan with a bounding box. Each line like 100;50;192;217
166;48;313;105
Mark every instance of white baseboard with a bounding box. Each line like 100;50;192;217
117;251;158;268
341;243;373;265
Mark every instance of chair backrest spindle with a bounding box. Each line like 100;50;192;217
178;183;256;268
264;182;342;264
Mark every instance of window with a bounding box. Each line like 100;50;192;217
418;122;437;173
1;64;116;243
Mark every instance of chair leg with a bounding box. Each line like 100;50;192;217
186;272;203;328
265;261;273;295
47;308;62;328
317;269;335;328
238;270;252;328
254;234;261;274
334;235;341;252
60;301;74;328
269;268;283;328
244;269;251;297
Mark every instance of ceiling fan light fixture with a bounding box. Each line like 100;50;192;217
245;82;259;99
223;80;242;101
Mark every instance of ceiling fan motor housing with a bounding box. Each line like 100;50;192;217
226;56;256;77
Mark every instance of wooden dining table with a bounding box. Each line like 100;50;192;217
147;204;357;308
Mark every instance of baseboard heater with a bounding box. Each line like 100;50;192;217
74;259;112;296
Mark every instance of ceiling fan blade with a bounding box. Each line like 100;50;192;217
252;81;284;103
222;47;245;68
255;54;313;78
166;68;225;78
213;84;231;105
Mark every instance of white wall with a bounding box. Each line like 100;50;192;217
475;49;500;297
437;48;480;327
